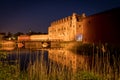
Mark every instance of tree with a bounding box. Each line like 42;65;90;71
14;32;24;37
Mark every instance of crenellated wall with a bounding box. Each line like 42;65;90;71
50;16;72;26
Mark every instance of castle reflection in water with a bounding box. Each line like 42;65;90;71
48;49;90;72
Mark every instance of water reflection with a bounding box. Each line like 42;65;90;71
0;41;16;51
0;46;15;51
48;49;90;72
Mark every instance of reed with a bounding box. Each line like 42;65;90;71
24;50;103;80
70;43;120;79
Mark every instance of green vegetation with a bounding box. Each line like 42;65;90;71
74;71;103;80
0;51;19;80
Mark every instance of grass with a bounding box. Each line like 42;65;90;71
0;51;19;80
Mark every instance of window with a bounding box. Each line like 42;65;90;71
76;17;79;21
79;25;81;28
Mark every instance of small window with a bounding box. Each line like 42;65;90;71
79;25;81;28
64;28;66;30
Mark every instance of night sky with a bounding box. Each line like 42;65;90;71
0;0;120;34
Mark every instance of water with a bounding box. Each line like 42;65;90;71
1;49;48;71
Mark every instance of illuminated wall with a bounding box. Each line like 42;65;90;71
30;34;49;41
48;13;85;41
18;35;30;41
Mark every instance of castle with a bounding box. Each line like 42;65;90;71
18;7;120;45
